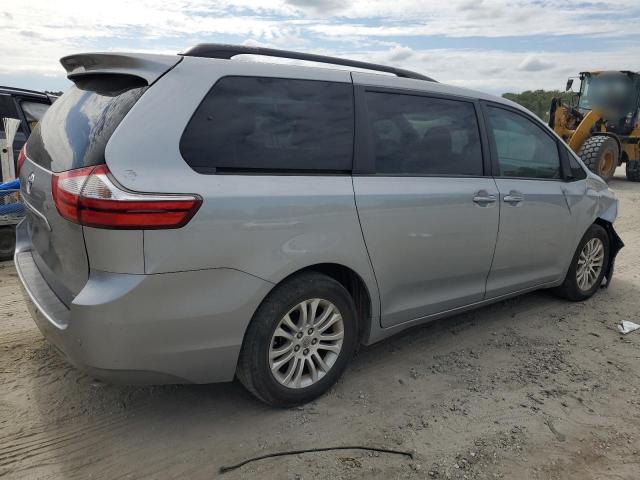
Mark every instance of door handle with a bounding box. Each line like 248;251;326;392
503;192;524;204
473;192;497;205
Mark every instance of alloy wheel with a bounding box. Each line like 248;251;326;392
269;298;344;389
576;238;605;291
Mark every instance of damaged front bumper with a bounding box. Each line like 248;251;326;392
602;222;624;288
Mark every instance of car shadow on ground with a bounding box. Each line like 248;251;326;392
17;276;639;478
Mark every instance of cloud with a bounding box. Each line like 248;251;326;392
457;0;483;11
284;0;350;15
1;0;639;93
343;45;639;95
386;45;414;62
518;55;555;72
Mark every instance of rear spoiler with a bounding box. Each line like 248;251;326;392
60;53;182;85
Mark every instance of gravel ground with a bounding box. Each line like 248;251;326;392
1;167;640;480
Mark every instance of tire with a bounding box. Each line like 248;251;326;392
0;226;16;261
626;160;640;182
577;135;619;182
237;272;358;407
553;224;610;302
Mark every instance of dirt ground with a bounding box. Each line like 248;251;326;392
1;167;640;480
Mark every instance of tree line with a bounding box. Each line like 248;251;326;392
502;89;574;121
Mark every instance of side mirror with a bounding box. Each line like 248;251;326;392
565;78;574;91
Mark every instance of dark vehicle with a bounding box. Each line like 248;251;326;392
1;86;55;180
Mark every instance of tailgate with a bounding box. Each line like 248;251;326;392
19;54;179;305
21;159;88;306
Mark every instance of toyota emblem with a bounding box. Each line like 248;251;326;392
26;172;35;195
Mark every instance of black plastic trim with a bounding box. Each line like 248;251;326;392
208;167;352;176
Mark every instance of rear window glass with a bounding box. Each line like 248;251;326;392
180;76;354;173
26;75;146;172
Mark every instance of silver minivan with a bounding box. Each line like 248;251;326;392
15;45;622;406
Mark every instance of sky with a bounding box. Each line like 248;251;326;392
1;0;639;96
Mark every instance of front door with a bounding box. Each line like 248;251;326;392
483;104;575;298
353;89;499;327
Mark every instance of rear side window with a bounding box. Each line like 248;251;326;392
486;106;561;179
26;75;147;172
364;91;483;176
180;77;354;173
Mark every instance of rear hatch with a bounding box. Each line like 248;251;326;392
20;53;180;306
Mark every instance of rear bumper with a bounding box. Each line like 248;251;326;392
14;249;273;384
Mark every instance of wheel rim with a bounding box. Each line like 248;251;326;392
600;150;615;177
576;238;605;291
269;298;344;389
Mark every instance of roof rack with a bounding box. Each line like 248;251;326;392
180;44;436;82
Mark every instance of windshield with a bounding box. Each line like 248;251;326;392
578;73;636;119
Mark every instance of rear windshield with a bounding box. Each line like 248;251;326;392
26;75;147;172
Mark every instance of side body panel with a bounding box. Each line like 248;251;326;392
105;58;380;320
95;61;623;350
485;179;574;298
353;176;499;327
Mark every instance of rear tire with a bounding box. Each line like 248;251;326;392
626;160;640;182
237;272;358;407
578;135;619;182
0;226;15;261
553;224;610;302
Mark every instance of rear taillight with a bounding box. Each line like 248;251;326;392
51;165;202;229
17;146;27;176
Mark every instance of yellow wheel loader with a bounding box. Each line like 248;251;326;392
549;71;640;182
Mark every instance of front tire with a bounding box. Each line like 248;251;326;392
578;135;619;182
554;224;610;301
237;272;358;407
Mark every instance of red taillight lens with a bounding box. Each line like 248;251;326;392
17;145;27;176
52;165;201;229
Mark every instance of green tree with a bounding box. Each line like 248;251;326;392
502;89;574;121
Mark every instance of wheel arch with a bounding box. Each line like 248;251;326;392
255;263;375;346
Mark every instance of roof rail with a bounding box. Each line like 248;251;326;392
180;44;436;82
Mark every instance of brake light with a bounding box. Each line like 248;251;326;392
51;165;202;229
17;145;27;176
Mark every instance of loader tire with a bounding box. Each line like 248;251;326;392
626;160;640;182
0;226;15;261
578;135;619;182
